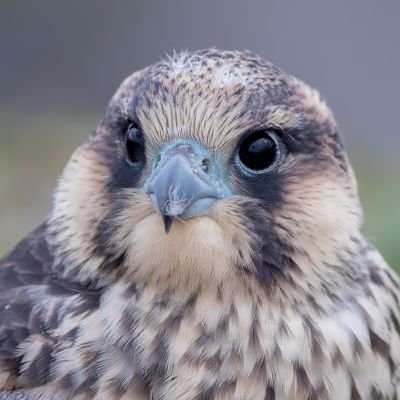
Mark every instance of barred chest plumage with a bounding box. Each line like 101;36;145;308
56;273;398;400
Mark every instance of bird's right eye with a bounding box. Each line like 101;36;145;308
126;122;146;165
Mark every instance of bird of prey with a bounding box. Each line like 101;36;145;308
0;49;399;400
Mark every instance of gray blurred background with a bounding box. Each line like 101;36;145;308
0;0;399;269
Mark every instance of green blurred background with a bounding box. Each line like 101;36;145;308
0;1;399;271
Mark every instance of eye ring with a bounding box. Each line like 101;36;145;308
125;121;146;166
236;129;282;175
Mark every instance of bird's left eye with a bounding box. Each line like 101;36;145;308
126;123;145;165
237;130;281;174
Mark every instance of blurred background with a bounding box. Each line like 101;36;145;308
0;0;399;270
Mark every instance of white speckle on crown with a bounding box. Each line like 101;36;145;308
165;50;255;88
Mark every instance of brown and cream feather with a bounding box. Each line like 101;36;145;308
0;49;399;399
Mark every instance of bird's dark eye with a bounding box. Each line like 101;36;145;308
126;123;145;165
237;130;280;174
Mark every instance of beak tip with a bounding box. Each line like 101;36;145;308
163;215;174;233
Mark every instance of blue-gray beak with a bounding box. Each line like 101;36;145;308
143;141;231;233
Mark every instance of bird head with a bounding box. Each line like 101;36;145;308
48;49;362;296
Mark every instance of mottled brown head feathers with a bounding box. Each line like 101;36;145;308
48;49;362;297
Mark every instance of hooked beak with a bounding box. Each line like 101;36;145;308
142;142;231;233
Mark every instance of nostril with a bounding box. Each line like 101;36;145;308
201;158;210;173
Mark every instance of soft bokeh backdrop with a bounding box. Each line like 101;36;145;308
0;0;399;270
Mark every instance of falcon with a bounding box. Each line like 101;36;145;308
0;49;399;400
